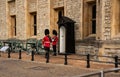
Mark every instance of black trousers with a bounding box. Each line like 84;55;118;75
44;47;50;58
53;45;56;55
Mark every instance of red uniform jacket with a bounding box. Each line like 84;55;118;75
42;36;51;48
52;36;58;45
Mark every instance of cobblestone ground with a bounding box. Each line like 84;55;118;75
0;51;120;77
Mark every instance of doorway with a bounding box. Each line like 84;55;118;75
58;16;75;54
60;26;66;53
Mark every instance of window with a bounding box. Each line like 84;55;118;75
33;14;37;35
53;7;64;32
91;5;96;34
30;12;37;36
83;1;96;38
11;15;16;37
58;11;64;20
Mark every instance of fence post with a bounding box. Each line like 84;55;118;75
86;54;90;68
8;43;11;58
31;50;34;61
64;53;68;65
19;49;21;59
114;55;119;72
114;55;118;68
8;48;11;58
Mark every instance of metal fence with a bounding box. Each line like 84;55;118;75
0;39;120;68
72;68;120;77
0;40;120;77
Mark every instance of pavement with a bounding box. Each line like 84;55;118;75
0;58;96;77
0;52;120;77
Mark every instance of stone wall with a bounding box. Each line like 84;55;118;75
53;0;64;8
37;0;50;39
102;0;112;40
9;1;16;15
28;0;37;12
0;0;50;40
65;0;83;54
65;0;82;40
16;0;26;40
1;0;120;60
0;0;86;40
99;41;120;61
0;0;8;40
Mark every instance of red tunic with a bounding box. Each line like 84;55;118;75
42;36;51;48
52;36;58;45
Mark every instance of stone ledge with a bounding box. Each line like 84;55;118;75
8;0;15;2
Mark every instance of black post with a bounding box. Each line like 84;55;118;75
8;48;11;58
64;53;68;65
8;43;11;58
114;55;119;72
46;52;49;63
115;55;118;68
19;49;22;59
31;50;34;61
86;54;90;68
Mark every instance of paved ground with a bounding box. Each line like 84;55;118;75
0;52;120;77
0;58;96;77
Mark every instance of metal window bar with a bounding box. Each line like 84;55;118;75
72;68;120;77
78;53;120;64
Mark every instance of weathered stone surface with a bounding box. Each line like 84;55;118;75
0;0;8;40
28;0;37;12
1;0;120;59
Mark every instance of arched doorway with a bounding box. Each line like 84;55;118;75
60;26;66;53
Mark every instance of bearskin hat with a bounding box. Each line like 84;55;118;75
44;29;49;35
52;30;57;36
